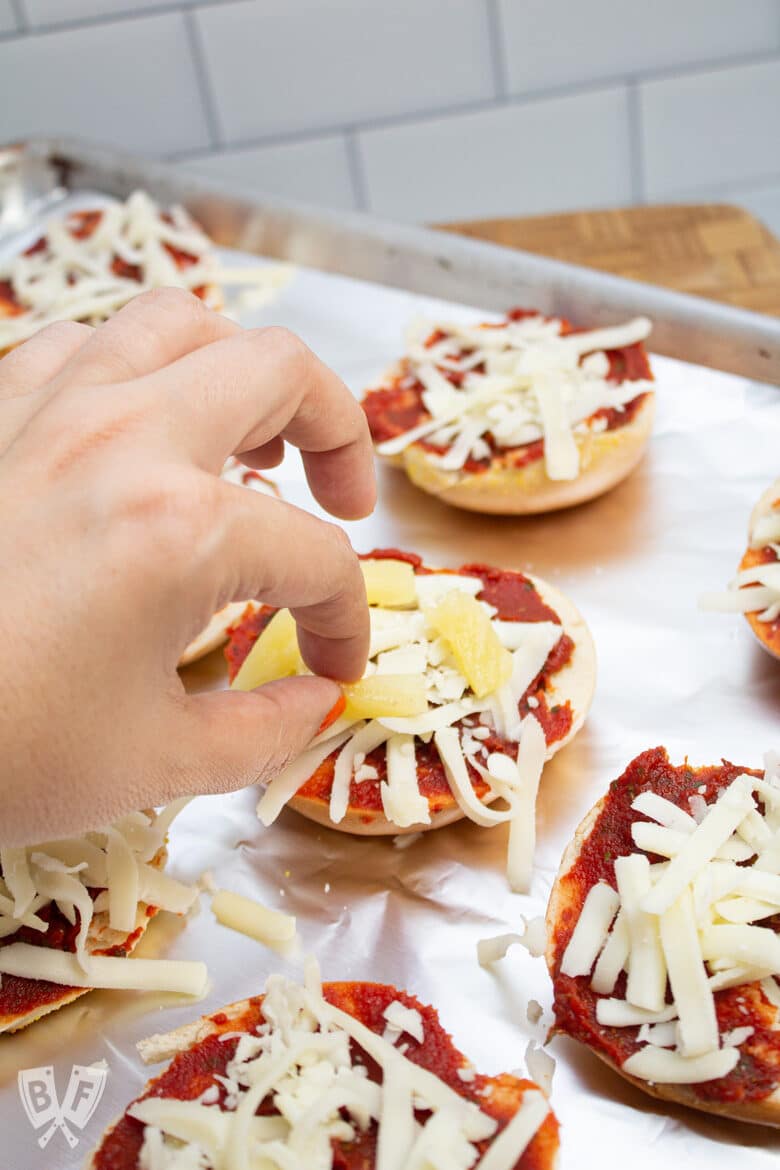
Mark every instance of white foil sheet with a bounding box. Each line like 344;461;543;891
0;197;779;1169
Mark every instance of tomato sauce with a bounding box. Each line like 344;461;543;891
361;308;653;473
224;550;574;819
550;747;779;1103
90;982;559;1170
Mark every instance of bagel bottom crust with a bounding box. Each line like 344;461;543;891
546;781;780;1128
579;1044;780;1128
285;574;596;837
393;394;655;514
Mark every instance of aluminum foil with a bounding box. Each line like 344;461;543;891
1;207;779;1169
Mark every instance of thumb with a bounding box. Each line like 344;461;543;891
174;675;343;798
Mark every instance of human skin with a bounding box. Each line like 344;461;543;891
0;289;375;846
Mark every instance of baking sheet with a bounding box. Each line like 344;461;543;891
1;195;779;1170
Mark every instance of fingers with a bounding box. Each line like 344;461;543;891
0;321;93;399
168;676;342;798
53;288;241;386
239;436;285;470
142;326;376;521
0;321;94;452
208;485;369;682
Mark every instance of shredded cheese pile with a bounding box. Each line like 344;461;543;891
130;966;550;1170
0;190;292;350
251;561;554;891
700;496;780;624
561;751;780;1085
0;801;206;996
375;315;653;481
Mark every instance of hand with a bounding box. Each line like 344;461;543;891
0;289;375;845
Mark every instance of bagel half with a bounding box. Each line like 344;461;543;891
225;549;595;896
546;746;780;1127
0;805;197;1033
88;976;560;1170
362;310;655;515
398;393;655;515
288;572;595;838
0;193;224;357
0;849;166;1033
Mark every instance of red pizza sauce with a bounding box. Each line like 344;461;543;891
90;981;559;1170
361;308;653;474
739;534;780;657
224;550;574;820
550;747;780;1103
0;207;207;320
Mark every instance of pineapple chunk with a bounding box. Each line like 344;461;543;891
343;675;428;721
425;591;512;698
361;559;417;608
231;608;303;692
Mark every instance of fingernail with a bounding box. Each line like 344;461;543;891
317;692;345;734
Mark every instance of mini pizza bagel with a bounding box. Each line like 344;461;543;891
225;549;595;888
0;848;166;1035
361;310;655;515
0;804;201;1032
88;972;560;1170
546;746;780;1126
701;476;780;660
0;192;223;356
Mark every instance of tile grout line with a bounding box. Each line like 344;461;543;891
626;81;646;204
183;7;223;149
344;129;369;212
658;168;780;204
484;0;508;100
2;0;240;37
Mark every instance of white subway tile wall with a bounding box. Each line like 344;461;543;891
359;87;632;222
2;0;779;232
0;14;211;153
497;0;780;95
180;135;357;210
194;0;495;142
640;58;780;198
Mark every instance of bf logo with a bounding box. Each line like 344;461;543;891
18;1062;108;1149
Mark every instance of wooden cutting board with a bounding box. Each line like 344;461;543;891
441;204;780;317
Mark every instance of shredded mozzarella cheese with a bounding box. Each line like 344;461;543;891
563;752;780;1084
256;560;562;886
131;970;550;1170
0;802;198;992
0;190;292;350
373;314;653;481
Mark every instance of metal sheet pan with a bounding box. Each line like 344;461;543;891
0;147;778;1170
1;135;779;385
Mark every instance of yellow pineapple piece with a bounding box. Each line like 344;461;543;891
361;559;417;608
343;674;428;721
231;608;303;692
425;591;512;698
